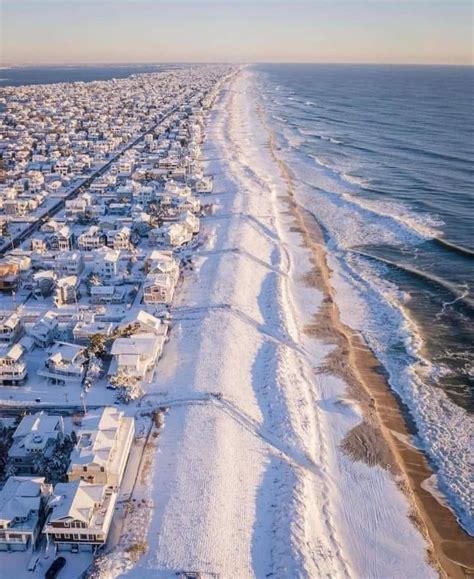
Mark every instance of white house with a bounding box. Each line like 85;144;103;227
38;342;87;385
106;227;131;250
54;275;78;307
90;286;126;305
148;222;192;247
73;318;114;345
92;248;121;283
0;476;52;552
43;480;117;553
143;273;176;305
67;407;134;492
0;343;27;385
0;312;21;345
8;413;64;475
29;311;58;349
179;210;200;235
77;226;107;251
145;250;180;280
109;333;164;381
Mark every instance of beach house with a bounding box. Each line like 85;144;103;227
0;476;52;552
0;312;22;345
43;480;117;553
8;412;64;475
0;343;28;385
38;342;87;385
67;407;134;492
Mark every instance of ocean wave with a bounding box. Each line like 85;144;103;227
353;249;474;309
432;236;474;258
298;128;343;145
306;153;444;241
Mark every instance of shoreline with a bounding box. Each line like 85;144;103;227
261;104;474;577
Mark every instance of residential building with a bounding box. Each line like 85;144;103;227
143;273;176;305
109;333;165;380
43;480;117;553
93;248;120;282
54;275;78;307
0;343;27;385
0;476;52;552
0;312;21;345
8;413;64;475
0;262;20;292
77;226;107;251
29;311;58;349
67;407;134;492
106;227;131;250
38;342;87;385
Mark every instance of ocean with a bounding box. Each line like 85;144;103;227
255;63;473;530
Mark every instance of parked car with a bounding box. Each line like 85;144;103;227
45;557;66;579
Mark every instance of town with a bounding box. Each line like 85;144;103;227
0;64;235;577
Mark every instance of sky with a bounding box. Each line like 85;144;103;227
1;0;472;66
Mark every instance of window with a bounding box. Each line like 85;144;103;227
83;466;87;472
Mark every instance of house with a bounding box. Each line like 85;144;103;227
148;222;192;247
30;311;58;349
118;310;167;337
73;318;114;345
54;275;78;307
49;226;73;252
93;248;121;282
195;175;213;193
65;193;93;220
77;226;107;251
0;343;27;385
143;273;176;305
43;480;117;553
32;270;57;299
109;333;165;381
0;312;21;345
3;198;30;217
0;476;52;552
30;237;48;253
106;227;131;250
179;210;200;235
38;342;87;385
55;251;84;276
145;250;180;280
67;407;134;492
8;413;64;475
0;262;20;291
90;286;126;305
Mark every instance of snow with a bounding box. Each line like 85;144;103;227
96;70;435;578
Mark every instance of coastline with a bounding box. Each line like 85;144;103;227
93;68;472;578
260;101;474;577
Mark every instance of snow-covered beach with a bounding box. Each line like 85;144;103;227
98;69;466;578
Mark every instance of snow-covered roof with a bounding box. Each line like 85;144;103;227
0;476;48;525
48;480;104;524
68;407;122;468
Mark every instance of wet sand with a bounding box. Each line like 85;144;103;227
262;108;474;578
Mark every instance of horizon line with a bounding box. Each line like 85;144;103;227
2;61;473;68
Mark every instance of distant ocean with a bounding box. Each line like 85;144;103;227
255;64;474;529
0;64;177;87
